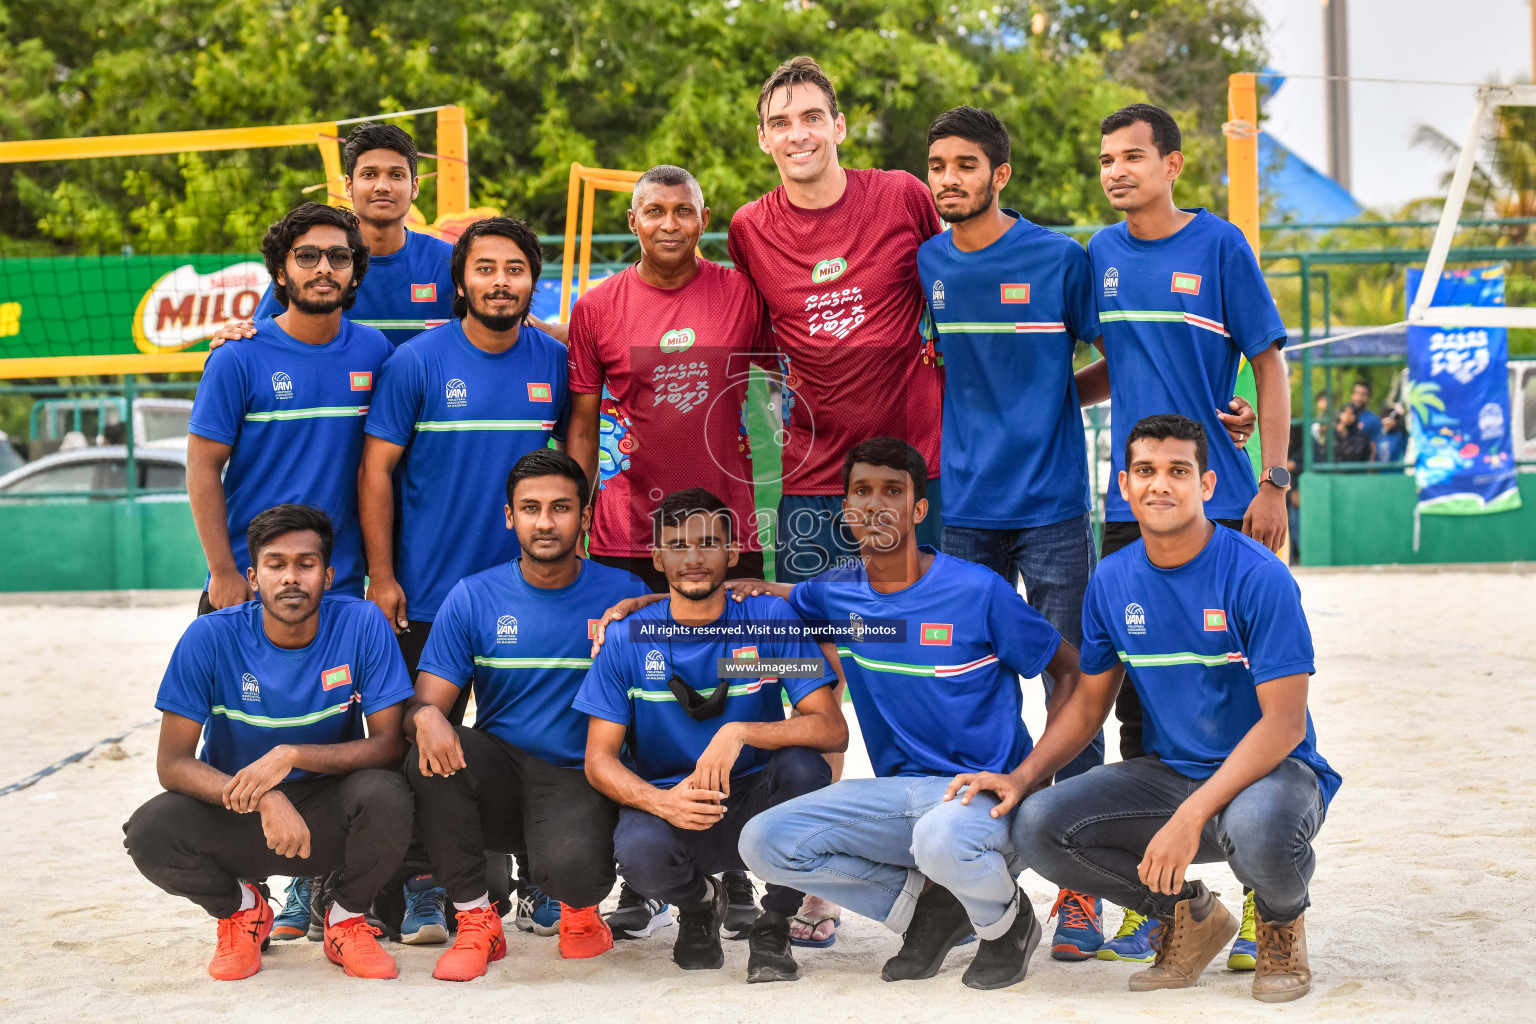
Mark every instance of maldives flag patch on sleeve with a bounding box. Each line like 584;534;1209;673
411;283;437;302
349;371;372;391
1000;283;1030;304
321;664;353;690
1203;609;1228;632
919;623;953;646
527;383;552;402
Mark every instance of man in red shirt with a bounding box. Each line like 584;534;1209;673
567;164;772;592
728;56;944;586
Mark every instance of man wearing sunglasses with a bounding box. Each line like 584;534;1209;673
575;488;847;984
188;203;391;612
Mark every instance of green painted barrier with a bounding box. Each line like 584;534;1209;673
0;499;205;591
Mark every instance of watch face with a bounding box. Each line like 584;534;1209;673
1268;466;1292;488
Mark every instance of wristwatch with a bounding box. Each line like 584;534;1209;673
1260;466;1292;490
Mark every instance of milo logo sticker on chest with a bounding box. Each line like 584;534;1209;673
659;328;696;353
811;257;848;284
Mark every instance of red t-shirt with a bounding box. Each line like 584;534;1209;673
567;260;772;557
727;167;943;495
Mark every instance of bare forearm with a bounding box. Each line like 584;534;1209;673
1177;713;1306;822
734;708;848;754
1253;346;1291;472
586;751;666;813
1010;671;1121;785
1075;351;1109;406
186;463;236;573
285;736;405;776
357;463;398;583
159;755;235;806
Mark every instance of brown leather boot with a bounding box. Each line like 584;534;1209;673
1252;910;1311;1002
1127;883;1238;991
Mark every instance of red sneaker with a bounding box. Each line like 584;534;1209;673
433;905;507;981
559;904;614;959
323;914;399;979
208;884;274;981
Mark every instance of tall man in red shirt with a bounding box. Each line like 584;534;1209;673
728;56;944;585
567;164;776;941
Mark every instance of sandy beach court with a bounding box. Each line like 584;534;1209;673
1;569;1533;1023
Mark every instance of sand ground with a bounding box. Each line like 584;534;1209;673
0;570;1533;1023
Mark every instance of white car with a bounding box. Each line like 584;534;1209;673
0;445;188;501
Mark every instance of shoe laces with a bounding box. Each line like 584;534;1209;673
405;885;445;919
1110;908;1149;940
1049;889;1099;932
723;872;756;906
1255;917;1300;972
332;915;385;949
562;905;604;937
451;906;500;946
1239;891;1257;940
214;915;241;959
278;877;311;917
519;883;559;917
615;882;645;911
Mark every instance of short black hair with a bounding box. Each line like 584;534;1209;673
632;164;703;209
246;504;334;566
449;217;544;320
1100;103;1182;158
343;122;417;179
927;106;1011;170
651;487;734;545
506;447;590;510
842;437;928;502
259;202;369;310
1125;414;1208;475
1352;378;1373;396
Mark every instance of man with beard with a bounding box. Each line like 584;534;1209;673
188;203;392;611
402;450;651;979
122;504;416;981
358;216;570;944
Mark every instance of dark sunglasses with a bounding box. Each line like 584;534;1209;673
288;245;356;269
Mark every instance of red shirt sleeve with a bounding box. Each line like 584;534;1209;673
727;215;751;277
565;296;605;394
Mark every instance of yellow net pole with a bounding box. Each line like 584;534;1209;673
578;179;599;297
435;106;469;218
559;162;585;323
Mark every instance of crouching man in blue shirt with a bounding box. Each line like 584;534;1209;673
957;414;1340;1004
123;504;416;982
575;488;847;984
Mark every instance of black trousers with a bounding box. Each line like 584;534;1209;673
590;551;766;594
612;747;831;916
122;770;413;919
405;726;620;909
1099;518;1246;761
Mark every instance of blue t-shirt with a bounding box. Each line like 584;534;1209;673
1088;210;1288;521
1354;405;1383;443
155;596;414;780
189;317;393;596
787;548;1061;778
1080;524;1341;806
917;213;1099;528
418;558;650;768
573;595;835;787
254;229;455;347
1374;429;1406;463
365;320;572;620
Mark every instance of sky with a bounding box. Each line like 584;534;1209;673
1253;0;1531;211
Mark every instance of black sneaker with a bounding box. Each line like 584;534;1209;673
722;871;757;940
672;875;727;971
746;910;799;983
607;881;675;939
881;885;973;982
961;890;1043;990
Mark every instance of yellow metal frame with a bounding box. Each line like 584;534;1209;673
1226;73;1260;256
0;107;469;378
557;163;644;323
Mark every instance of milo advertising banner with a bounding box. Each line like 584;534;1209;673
1404;266;1521;516
0;255;270;358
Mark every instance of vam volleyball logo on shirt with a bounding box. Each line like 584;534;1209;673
930;280;945;310
1102;267;1120;298
446;378;468;408
271;372;293;400
645;650;666;681
496;615;518;644
240;673;261;702
1124;603;1146;635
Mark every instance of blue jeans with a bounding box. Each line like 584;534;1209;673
774;477;943;584
941;513;1104;781
613;747;830;916
740;776;1025;940
1013;756;1327;922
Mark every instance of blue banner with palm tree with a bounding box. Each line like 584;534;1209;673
1404;266;1520;515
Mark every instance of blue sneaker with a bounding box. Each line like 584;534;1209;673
1227;890;1257;970
400;873;450;945
1048;889;1104;960
1096;907;1162;962
516;883;561;937
271;876;314;940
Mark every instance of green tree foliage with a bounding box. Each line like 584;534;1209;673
0;0;1252;253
